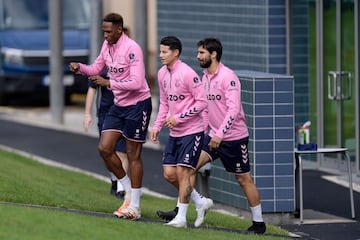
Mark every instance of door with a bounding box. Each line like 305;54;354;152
311;0;356;168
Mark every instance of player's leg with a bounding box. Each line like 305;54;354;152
156;137;180;220
236;173;266;234
166;165;192;228
163;165;179;188
98;131;127;180
115;98;151;220
190;145;214;227
98;130;133;218
165;132;213;228
113;147;128;198
158;136;213;225
190;150;211;187
220;137;266;234
110;142;128;199
96;106;121;198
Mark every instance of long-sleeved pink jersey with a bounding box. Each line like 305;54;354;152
153;60;207;137
203;63;249;141
78;34;151;107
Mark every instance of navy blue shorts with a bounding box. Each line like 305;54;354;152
98;111;125;152
101;97;152;143
162;131;204;169
202;135;250;174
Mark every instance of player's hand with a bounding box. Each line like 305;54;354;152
83;114;92;132
69;62;80;72
164;115;177;129
150;130;160;144
89;75;110;87
209;136;222;150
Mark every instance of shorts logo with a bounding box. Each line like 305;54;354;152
134;129;140;139
184;154;190;163
236;163;242;172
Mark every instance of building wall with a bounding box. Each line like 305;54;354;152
242;71;294;212
157;0;295;213
290;1;310;127
158;0;289;75
209;71;295;213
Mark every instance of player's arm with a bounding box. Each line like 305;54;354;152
83;86;96;131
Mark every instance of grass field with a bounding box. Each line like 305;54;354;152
0;148;290;240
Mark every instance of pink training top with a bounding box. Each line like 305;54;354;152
153;60;207;137
78;34;151;107
202;63;249;141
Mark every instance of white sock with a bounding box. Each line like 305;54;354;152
130;188;141;208
176;203;188;221
190;189;206;209
117;181;124;192
250;204;264;222
110;172;117;181
118;175;131;200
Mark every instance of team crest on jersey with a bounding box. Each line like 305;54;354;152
193;77;199;83
230;80;236;87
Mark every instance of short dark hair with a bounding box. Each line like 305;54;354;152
197;38;222;61
160;36;182;55
103;13;124;28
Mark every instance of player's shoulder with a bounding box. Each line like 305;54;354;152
217;65;239;89
126;37;142;50
219;64;237;76
179;62;198;76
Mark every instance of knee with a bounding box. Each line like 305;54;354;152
125;142;141;161
163;171;177;184
98;143;112;158
195;152;210;171
236;174;254;187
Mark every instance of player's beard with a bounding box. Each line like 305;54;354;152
199;57;212;69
